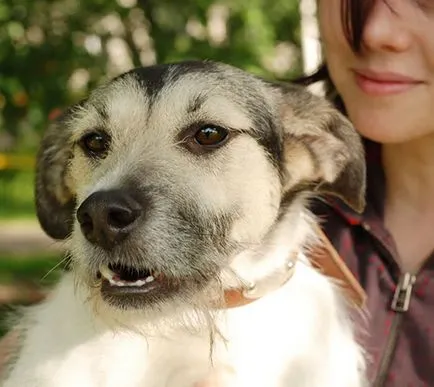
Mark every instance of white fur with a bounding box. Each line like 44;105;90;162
2;208;366;387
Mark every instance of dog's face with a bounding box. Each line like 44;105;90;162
35;61;366;312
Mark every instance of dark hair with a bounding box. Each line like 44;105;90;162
294;0;376;110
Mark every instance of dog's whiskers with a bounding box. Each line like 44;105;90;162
40;254;72;281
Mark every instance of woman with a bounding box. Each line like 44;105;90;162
299;0;434;385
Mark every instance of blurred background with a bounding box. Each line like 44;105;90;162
0;0;321;335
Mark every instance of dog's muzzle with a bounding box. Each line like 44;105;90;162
76;189;180;307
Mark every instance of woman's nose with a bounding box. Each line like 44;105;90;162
361;1;413;54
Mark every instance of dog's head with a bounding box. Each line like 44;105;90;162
35;61;365;313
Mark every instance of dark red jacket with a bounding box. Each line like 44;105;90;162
312;141;434;387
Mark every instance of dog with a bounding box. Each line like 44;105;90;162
2;60;367;387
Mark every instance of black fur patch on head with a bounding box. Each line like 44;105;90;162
130;65;169;103
168;60;220;77
125;60;220;105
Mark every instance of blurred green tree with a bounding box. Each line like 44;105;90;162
0;0;301;152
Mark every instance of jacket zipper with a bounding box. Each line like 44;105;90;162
373;272;417;387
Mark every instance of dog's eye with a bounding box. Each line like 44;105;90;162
194;126;228;147
79;131;110;158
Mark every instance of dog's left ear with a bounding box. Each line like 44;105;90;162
274;83;366;213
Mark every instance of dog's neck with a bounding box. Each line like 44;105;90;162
221;195;366;309
221;196;316;304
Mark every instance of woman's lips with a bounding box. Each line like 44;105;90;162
353;69;423;96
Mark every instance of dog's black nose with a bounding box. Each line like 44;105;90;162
76;190;142;250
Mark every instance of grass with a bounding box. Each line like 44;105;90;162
0;253;62;285
0;170;36;220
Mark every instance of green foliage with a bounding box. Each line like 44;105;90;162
0;0;301;152
0;253;61;285
0;170;35;218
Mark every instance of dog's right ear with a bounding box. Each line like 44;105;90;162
35;107;78;240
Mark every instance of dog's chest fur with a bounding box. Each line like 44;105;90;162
5;255;363;387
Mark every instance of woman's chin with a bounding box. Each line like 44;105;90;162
344;103;434;144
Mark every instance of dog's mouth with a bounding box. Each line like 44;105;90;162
98;263;177;298
100;263;160;287
96;262;210;308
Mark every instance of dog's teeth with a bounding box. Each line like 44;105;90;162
107;277;154;287
109;278;125;287
100;265;156;287
100;265;116;281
